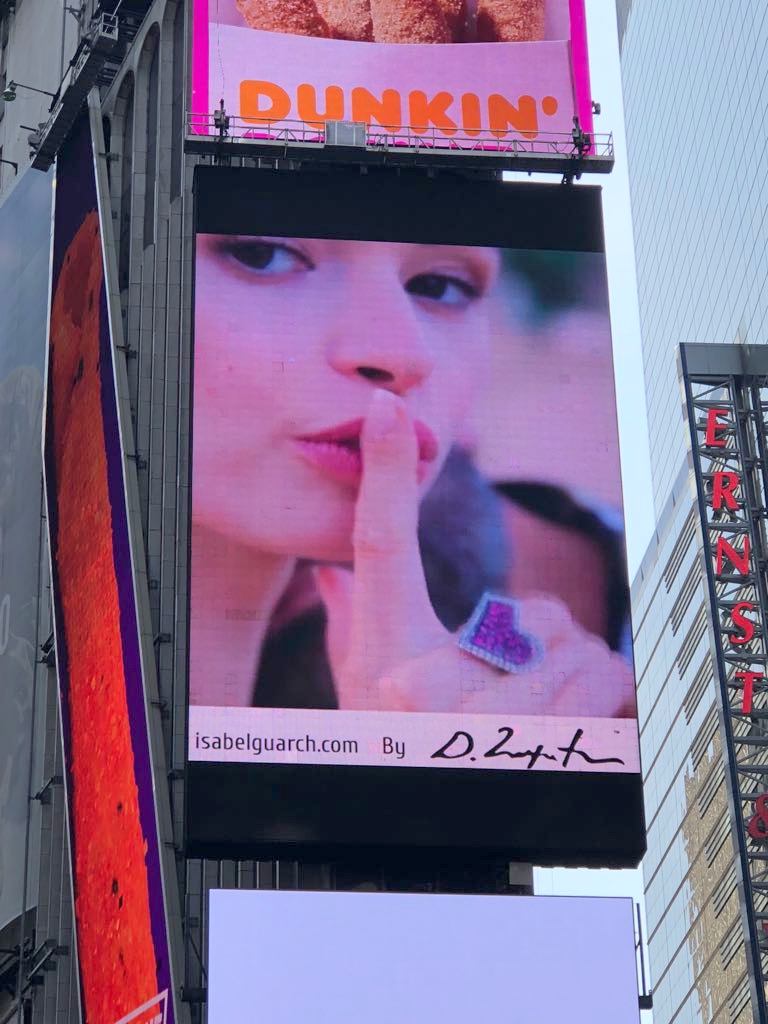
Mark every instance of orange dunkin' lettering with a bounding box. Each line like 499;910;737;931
408;90;457;135
350;87;402;131
240;80;291;123
460;93;483;137
488;93;538;138
239;80;552;139
297;83;345;128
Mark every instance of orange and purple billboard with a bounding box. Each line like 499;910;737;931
44;102;177;1024
190;0;594;143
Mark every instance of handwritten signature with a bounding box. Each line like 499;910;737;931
430;727;625;769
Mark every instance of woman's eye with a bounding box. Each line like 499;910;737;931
405;273;480;308
225;240;313;275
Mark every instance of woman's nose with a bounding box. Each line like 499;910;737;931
325;295;435;396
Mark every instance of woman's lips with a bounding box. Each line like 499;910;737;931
294;416;438;486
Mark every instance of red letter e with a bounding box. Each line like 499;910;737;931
705;408;729;447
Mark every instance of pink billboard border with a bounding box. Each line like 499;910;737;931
569;0;594;136
191;0;209;133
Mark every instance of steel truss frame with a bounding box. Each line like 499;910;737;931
682;344;768;1022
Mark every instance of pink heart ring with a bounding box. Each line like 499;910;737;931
458;593;544;674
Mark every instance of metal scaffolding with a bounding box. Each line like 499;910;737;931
185;113;615;176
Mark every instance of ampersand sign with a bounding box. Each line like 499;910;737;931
747;795;768;841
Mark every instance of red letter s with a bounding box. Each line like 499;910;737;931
731;602;757;645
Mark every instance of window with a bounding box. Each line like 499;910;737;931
170;2;183;200
102;116;112;187
0;19;7;125
118;78;134;293
143;37;159;248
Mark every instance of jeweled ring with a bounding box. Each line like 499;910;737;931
458;592;544;673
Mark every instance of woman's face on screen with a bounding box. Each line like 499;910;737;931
193;235;500;561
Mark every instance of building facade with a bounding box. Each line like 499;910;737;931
0;1;76;191
0;4;543;1023
620;0;768;1020
619;0;768;514
632;466;753;1023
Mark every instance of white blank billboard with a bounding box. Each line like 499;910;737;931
208;889;639;1024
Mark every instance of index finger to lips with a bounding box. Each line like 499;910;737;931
349;389;444;680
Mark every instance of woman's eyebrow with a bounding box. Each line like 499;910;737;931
410;243;500;266
408;246;501;286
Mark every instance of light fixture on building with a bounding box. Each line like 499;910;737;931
1;80;57;104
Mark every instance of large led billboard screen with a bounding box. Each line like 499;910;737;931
208;889;640;1024
186;166;644;866
190;0;594;142
43;103;178;1024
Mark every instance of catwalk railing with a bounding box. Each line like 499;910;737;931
185;114;615;175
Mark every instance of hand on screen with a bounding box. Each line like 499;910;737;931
315;389;636;719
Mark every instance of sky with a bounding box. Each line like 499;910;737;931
502;2;655;580
533;2;655;1017
585;0;656;578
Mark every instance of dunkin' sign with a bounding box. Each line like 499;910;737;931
190;0;594;140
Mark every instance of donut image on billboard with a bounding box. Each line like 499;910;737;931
185;167;645;867
190;0;594;143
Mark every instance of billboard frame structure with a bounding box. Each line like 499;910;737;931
185;0;610;178
184;164;646;869
41;94;187;1024
681;342;768;1022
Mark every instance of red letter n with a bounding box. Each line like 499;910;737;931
716;535;750;576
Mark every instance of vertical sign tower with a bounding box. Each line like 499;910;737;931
682;342;768;1020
